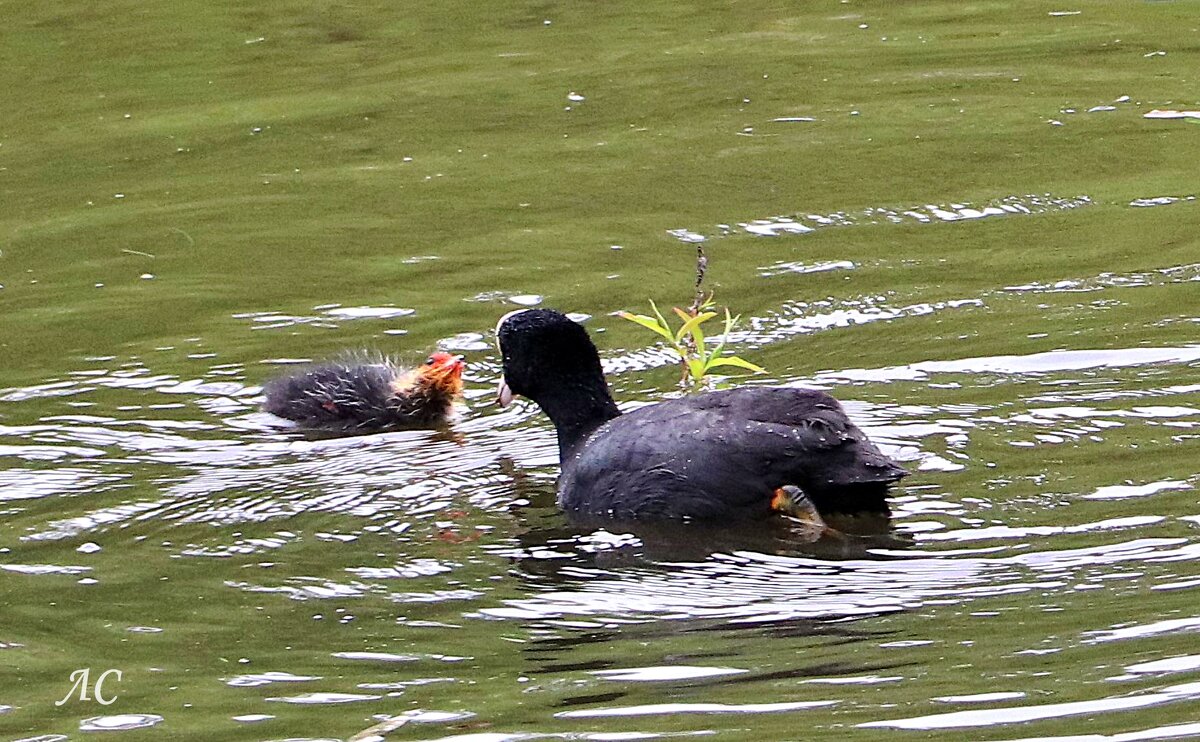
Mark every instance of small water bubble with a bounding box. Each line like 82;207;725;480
567;91;585;102
77;542;101;554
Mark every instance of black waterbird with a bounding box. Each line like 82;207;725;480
496;309;907;523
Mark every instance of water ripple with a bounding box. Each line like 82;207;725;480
78;714;164;731
671;193;1093;242
860;681;1200;730
557;700;838;718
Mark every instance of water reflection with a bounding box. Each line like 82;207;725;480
671;193;1095;243
556;699;837;718
77;714;164;731
861;680;1200;730
478;543;988;624
1008;721;1200;742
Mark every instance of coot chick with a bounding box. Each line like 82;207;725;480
263;351;465;433
496;309;907;521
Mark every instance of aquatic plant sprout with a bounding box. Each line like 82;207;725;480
618;299;765;386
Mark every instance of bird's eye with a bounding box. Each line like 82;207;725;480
424;356;436;366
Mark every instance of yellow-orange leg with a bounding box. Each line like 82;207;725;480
771;486;845;541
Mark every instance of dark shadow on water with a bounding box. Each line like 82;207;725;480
495;457;914;567
505;502;914;573
280;421;466;444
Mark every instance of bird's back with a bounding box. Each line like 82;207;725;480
558;387;905;519
263;362;405;433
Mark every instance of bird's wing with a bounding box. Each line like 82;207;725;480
561;387;905;518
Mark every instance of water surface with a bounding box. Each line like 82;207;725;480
2;2;1199;741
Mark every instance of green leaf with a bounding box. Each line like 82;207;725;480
703;356;767;374
708;336;727;362
617;311;675;342
649;300;688;355
724;309;740;335
648;299;671;330
705;309;736;360
621;299;764;384
676;311;716;345
670;307;692;343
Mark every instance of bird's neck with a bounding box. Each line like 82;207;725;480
534;382;620;460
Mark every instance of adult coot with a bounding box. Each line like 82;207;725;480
263;351;465;433
496;309;907;521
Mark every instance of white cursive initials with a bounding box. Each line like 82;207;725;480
55;668;123;706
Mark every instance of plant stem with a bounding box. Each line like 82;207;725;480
687;243;708;317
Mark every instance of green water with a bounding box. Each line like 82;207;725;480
3;1;1200;740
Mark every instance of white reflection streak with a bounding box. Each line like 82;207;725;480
1085;616;1200;644
814;346;1200;385
860;681;1200;730
1007;720;1200;742
557;700;838;718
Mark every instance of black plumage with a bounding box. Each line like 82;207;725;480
263;352;464;433
497;308;907;521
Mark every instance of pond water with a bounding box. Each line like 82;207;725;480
2;2;1199;741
